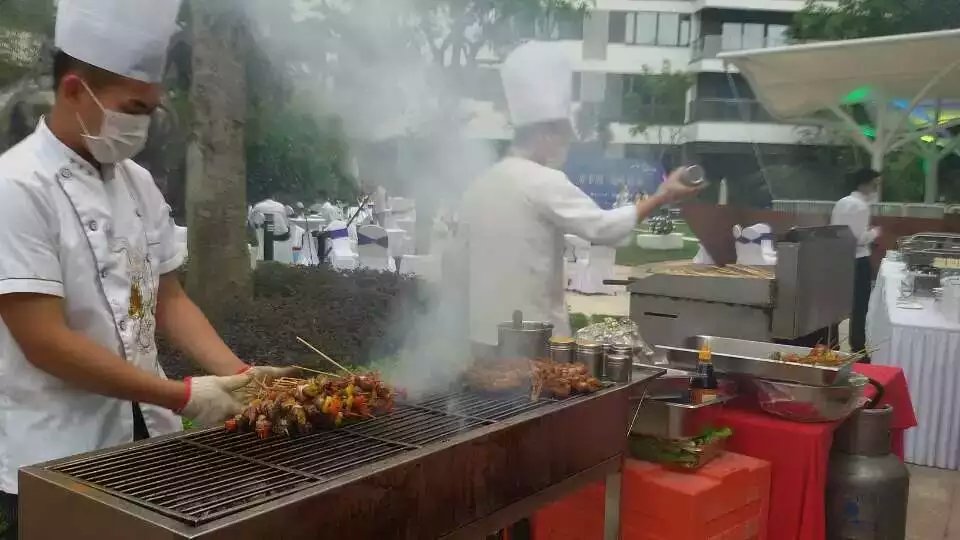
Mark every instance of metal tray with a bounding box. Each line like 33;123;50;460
629;395;734;439
653;336;856;387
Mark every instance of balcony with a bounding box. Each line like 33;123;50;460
691;34;789;61
689;98;776;123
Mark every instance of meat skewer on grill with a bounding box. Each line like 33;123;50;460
226;371;401;439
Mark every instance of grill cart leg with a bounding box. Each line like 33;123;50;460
603;469;623;540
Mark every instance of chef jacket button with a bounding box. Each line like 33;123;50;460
100;269;108;279
135;209;143;218
119;320;127;332
59;167;72;179
88;220;98;232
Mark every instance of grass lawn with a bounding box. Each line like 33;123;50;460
616;239;701;266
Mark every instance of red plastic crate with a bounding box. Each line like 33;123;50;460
533;452;771;540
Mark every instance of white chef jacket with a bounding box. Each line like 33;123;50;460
831;191;877;259
250;198;291;236
0;120;184;493
461;157;638;345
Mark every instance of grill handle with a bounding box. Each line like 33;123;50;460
603;279;637;286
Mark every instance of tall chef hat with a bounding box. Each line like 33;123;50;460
501;41;573;127
55;0;183;84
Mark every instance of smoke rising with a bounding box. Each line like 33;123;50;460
243;0;501;397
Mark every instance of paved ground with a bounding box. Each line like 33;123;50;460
567;265;957;538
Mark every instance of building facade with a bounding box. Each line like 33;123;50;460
463;0;843;205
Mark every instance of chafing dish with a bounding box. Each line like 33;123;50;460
653;336;856;387
754;373;869;423
630;395;734;439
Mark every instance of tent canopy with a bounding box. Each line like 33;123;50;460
719;29;960;121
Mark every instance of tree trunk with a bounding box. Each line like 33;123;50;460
186;0;251;322
924;156;939;204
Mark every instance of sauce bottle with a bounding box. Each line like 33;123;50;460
690;344;719;404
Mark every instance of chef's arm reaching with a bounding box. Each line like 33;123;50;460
536;167;703;245
0;293;244;416
155;274;249;376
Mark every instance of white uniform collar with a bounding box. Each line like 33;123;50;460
33;117;112;179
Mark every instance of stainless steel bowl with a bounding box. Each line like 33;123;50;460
754;373;869;423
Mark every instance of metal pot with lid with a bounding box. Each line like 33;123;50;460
497;310;554;360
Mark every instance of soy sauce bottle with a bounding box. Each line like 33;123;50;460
690;344;719;404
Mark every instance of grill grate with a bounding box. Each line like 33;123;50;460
49;391;573;526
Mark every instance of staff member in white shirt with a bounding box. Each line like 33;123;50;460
251;191;292;241
831;168;882;360
0;0;290;535
461;41;701;350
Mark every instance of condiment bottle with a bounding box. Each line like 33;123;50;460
603;344;634;383
576;340;604;378
690;344;719;404
548;337;576;363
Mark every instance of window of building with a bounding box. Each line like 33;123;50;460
721;22;792;52
657;13;680;46
767;24;789;47
742;23;765;50
609;11;691;47
721;22;742;51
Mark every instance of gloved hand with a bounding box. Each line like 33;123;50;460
240;364;301;384
178;373;252;426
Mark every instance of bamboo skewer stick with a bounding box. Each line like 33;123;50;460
292;365;340;378
296;336;354;375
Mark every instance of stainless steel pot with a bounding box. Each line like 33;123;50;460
497;310;554;359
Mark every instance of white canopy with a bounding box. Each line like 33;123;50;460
719;29;960;121
719;29;960;201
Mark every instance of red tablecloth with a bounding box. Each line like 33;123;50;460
712;364;916;540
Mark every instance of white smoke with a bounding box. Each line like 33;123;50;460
243;0;501;398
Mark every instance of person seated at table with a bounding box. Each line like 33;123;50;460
251;191;291;241
831;167;882;362
309;189;342;222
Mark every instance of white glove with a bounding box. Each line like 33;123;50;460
179;373;252;426
242;365;300;384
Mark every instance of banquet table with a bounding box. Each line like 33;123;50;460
867;258;960;468
707;364;916;540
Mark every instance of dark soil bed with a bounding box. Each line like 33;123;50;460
158;264;423;380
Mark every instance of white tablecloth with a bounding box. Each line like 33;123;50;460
867;259;960;468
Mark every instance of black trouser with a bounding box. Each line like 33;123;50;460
851;256;873;362
0;403;152;539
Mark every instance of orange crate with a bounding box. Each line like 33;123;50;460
533;452;770;540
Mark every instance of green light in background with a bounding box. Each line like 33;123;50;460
843;86;872;104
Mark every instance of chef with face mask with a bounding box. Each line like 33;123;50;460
0;0;291;535
461;42;703;351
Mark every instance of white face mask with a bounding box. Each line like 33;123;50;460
77;80;151;164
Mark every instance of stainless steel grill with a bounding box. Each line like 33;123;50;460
21;371;662;540
47;392;570;527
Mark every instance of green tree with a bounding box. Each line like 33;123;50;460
789;0;960;202
789;0;960;41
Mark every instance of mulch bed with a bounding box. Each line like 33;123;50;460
158;264;423;379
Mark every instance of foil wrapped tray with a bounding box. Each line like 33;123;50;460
653;336;856;387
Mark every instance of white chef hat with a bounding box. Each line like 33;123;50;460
501;41;573;127
55;0;182;84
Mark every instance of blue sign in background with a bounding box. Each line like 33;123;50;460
564;146;664;210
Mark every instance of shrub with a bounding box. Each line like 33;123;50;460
158;264;422;379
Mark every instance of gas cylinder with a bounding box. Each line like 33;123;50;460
826;405;909;540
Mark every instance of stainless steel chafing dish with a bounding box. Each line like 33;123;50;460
626;226;856;347
654;336;857;387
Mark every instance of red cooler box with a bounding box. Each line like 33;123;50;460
533;452;771;540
